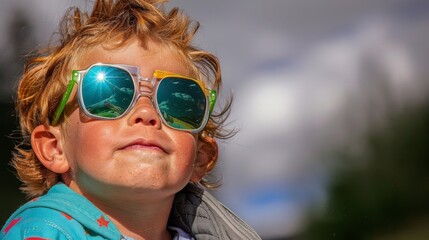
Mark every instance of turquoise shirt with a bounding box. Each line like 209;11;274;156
1;183;193;240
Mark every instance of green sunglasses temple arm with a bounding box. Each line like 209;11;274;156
51;70;79;125
209;89;217;116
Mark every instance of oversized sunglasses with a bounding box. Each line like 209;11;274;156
52;63;217;133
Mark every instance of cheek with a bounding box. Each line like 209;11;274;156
170;133;198;174
80;128;114;157
63;120;118;167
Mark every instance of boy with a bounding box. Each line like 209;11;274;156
1;0;261;239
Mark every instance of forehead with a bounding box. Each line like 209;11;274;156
75;39;193;78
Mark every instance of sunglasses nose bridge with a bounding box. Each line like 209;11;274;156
137;77;155;98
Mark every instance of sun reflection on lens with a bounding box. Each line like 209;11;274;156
96;72;106;82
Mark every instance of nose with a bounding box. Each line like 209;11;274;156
126;97;161;129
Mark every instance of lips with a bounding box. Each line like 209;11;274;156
119;138;167;153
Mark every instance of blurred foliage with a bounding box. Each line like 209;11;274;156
0;8;36;226
301;99;429;240
0;102;24;226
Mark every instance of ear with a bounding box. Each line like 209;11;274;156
191;136;218;183
31;125;70;174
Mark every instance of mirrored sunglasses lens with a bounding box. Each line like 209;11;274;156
157;77;206;130
81;65;134;118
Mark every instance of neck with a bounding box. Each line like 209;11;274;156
93;195;175;240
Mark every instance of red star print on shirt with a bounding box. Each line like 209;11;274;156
3;217;21;233
24;237;50;240
97;215;109;228
61;212;73;220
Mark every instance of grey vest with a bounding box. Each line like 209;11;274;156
170;184;262;240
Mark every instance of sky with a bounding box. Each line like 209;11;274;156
1;0;429;238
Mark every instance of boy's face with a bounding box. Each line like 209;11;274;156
56;39;206;201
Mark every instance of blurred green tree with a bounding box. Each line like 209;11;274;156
0;8;37;226
302;99;429;239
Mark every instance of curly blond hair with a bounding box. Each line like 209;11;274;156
13;0;233;198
